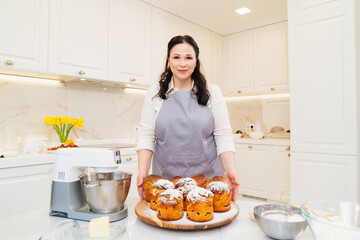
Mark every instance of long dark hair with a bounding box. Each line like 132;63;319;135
156;35;210;106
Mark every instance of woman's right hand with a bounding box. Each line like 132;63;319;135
137;173;148;200
137;149;153;200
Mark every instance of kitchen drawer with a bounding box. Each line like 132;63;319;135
0;163;53;218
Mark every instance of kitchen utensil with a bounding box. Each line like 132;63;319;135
253;204;307;240
270;126;285;133
72;225;125;240
2;127;19;151
135;200;239;230
50;148;131;222
79;171;131;213
23;135;45;154
301;200;360;240
249;131;264;139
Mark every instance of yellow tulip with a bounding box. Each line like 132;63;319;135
61;116;71;124
43;115;84;143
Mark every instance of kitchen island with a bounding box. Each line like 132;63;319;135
0;198;314;239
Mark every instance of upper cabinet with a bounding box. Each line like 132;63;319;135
151;8;186;85
48;0;108;80
223;30;253;95
108;0;151;86
253;22;288;93
222;22;288;96
0;0;48;73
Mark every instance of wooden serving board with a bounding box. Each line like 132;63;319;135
135;200;239;230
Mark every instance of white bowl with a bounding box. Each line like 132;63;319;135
249;131;264;139
301;200;360;240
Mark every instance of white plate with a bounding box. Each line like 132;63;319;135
46;149;57;154
72;225;125;240
0;151;19;158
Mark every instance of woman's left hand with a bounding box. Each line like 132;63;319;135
225;170;240;202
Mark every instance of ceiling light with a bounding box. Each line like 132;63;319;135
235;7;251;15
80;78;86;81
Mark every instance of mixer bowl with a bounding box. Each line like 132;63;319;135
79;171;132;213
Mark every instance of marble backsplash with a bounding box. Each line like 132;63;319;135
0;76;289;151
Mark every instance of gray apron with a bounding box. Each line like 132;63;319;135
153;90;224;180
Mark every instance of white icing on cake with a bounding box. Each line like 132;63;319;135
152;179;175;189
206;181;231;193
158;189;183;200
179;184;196;195
175;177;197;187
186;186;214;203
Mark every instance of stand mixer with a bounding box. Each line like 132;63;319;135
50;147;131;222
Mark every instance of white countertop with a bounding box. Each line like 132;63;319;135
0;198;314;240
234;135;290;146
0;138;136;169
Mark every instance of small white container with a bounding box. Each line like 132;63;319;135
249;131;264;139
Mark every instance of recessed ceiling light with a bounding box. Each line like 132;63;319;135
80;78;86;81
235;7;251;15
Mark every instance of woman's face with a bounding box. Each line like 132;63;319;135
168;42;197;83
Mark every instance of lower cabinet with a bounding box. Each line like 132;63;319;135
236;143;290;202
291;152;357;205
0;163;53;218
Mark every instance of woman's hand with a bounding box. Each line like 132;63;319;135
137;173;147;200
219;151;240;202
225;170;240;202
137;149;153;200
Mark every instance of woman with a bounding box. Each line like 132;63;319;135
136;35;239;201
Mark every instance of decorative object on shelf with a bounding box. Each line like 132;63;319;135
43;116;84;143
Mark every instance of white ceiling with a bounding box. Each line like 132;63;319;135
142;0;287;35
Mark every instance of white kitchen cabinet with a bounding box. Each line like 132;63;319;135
0;0;48;73
0;163;53;218
151;7;186;85
236;142;291;202
108;0;151;86
288;0;359;203
291;152;357;205
269;145;291;202
208;32;223;88
253;22;288;93
236;144;270;199
289;5;356;156
287;0;353;19
48;0;108;80
223;22;288;96
223;31;253;95
118;148;139;201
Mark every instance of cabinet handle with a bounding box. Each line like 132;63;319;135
286;146;290;151
126;157;132;161
288;153;291;157
78;70;85;75
248;145;253;149
237;90;242;94
130;78;136;82
4;60;14;65
270;87;275;91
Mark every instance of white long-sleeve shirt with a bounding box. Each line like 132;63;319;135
136;79;235;156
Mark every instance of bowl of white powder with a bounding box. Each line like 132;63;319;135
301;200;360;240
253;204;307;239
